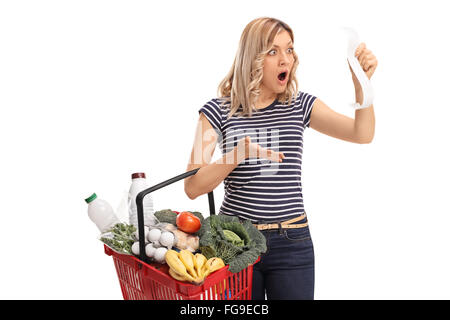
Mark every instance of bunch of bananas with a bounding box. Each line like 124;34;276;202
165;249;225;285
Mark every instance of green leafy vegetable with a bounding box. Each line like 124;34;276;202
222;230;244;247
100;223;137;254
198;215;267;273
154;209;177;225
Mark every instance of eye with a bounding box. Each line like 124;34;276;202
268;47;294;56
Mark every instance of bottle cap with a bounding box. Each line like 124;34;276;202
132;172;146;179
85;193;97;204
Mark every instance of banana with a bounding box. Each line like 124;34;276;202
202;257;225;278
166;250;225;285
165;250;196;282
194;253;207;278
169;267;205;285
169;268;189;282
179;250;198;278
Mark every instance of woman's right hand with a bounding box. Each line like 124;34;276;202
235;136;285;163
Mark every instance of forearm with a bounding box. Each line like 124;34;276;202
353;84;375;143
184;147;243;200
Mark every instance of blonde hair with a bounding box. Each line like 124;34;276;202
217;17;299;119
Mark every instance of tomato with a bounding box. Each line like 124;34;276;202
176;211;201;233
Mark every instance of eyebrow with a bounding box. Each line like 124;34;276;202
272;41;293;48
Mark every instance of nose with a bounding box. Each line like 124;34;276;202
279;51;291;67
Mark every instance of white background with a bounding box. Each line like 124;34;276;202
1;0;449;299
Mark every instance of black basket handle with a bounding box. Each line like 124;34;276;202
135;168;215;264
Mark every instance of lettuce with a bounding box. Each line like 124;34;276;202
198;215;267;273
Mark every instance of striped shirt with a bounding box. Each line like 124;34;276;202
198;91;317;223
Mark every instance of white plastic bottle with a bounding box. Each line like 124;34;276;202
85;193;120;233
128;172;155;227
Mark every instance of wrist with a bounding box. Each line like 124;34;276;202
352;78;362;90
353;80;362;100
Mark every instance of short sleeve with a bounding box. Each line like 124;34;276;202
198;99;223;133
297;91;317;128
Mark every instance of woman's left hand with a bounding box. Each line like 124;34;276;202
349;42;378;81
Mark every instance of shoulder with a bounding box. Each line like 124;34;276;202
294;90;318;109
201;97;230;112
213;97;231;110
198;97;232;131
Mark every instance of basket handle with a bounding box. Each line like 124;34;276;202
135;168;215;264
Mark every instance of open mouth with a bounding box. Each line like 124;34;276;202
277;71;288;81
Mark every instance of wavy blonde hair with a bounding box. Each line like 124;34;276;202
217;17;299;119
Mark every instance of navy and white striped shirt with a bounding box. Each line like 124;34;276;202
198;91;317;223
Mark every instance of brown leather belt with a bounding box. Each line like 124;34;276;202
253;214;308;231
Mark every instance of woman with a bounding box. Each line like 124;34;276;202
184;17;377;300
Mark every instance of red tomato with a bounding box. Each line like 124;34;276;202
176;211;201;233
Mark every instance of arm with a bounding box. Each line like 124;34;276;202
310;42;377;144
354;85;375;143
309;90;375;144
184;113;243;200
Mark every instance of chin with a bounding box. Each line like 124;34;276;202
274;87;286;94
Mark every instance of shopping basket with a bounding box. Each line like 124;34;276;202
104;168;259;300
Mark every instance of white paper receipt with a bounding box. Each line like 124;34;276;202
342;27;374;110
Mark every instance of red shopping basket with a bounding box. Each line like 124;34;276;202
104;168;260;300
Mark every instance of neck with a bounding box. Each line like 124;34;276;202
255;87;277;109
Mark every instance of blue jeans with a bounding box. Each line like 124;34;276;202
251;225;315;300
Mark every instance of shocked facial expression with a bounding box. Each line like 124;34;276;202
260;30;295;96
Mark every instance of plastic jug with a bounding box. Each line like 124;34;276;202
85;193;120;233
128;172;155;227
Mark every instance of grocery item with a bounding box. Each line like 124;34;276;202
163;223;199;252
159;231;175;248
154;209;178;225
154;209;205;231
198;214;266;273
179;250;198;278
127;223;176;260
147;228;162;242
202;257;225;278
165;249;225;285
131;241;140;255
168;268;190;282
134;225;149;242
85;193;120;233
222;230;245;247
153;247;168;263
99;223;137;254
128;172;155;227
165;250;198;284
145;243;157;258
176;211;201;234
189;211;205;225
194;253;207;277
